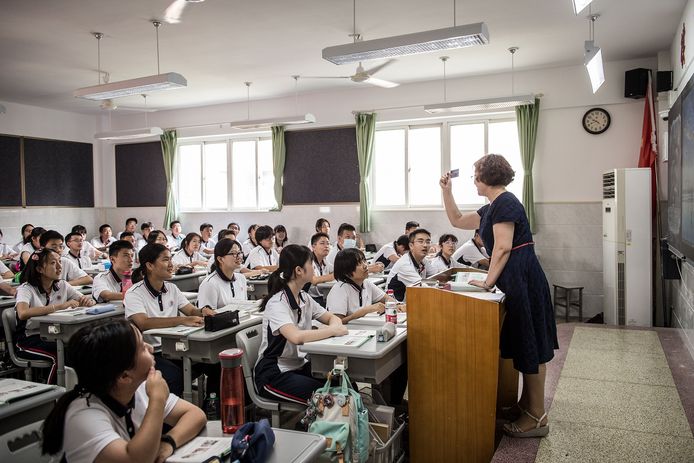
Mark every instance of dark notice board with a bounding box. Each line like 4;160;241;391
115;141;167;207
0;135;22;207
283;127;360;204
23;138;94;207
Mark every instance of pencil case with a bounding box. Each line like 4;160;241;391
204;310;239;332
86;304;115;315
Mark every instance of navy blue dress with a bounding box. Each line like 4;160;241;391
478;192;558;374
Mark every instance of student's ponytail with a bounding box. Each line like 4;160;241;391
259;244;312;312
132;243;168;283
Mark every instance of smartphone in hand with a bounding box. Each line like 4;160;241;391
449;169;460;178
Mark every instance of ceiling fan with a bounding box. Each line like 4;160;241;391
303;59;399;88
98;98;157;112
164;0;205;24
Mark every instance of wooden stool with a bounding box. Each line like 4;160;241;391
553;285;584;322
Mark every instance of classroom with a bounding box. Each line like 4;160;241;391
0;0;693;462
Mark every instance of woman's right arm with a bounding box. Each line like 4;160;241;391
279;322;347;345
440;173;481;230
15;300;78;319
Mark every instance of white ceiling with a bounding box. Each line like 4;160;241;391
0;0;685;114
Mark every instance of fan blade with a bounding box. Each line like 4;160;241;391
363;59;396;76
364;77;399;88
164;0;187;24
302;76;351;79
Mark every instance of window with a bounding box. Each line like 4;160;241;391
373;117;522;209
176;137;275;211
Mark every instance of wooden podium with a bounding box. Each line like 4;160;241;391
407;270;517;462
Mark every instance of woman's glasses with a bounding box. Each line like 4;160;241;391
226;251;243;258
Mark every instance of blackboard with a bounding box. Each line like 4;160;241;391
23;138;94;207
115;141;167;207
0;135;22;207
283;127;360;204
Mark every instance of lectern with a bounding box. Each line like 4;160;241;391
407;268;517;462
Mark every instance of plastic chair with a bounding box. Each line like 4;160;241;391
235;325;306;428
1;308;52;382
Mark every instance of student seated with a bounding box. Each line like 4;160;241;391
198;239;248;309
91;224;116;252
93;240;135;302
273;225;288;253
373;235;410;271
307;218;330;247
0;228;18;260
171;233;208;268
71;225;105;259
326;223;384;274
227;222;241;238
255;245;347;404
64;232;93;270
386;228;431;301
244;225;279;272
199;223;215;256
241;224;258;257
137;222;154;251
0;259;14;279
452;229;490;270
305;232;334;306
124;243;217;397
327;248;401;323
404;221;419;236
41;319;206;463
425;233;464;277
167;221;185;251
147;229;170;247
118;217;143;241
15;248;95;383
12;223;34;255
0;261;16;296
20;226;46;266
40;230;93;286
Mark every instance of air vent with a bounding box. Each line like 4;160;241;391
602;171;615;199
617;261;625;325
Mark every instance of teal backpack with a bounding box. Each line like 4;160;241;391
303;370;371;463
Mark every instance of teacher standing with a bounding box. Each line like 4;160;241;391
440;154;558;438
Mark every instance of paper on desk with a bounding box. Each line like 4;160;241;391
144;326;204;336
0;378;55;405
166;436;231;463
307;329;376;348
52;307;88;316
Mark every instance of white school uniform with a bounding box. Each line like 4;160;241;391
325;244;344;267
255;289;327;374
326;279;385;317
60;257;88;282
14;281;82;337
197;269;248;309
373;242;398;270
124;278;190;350
12;240;24;254
242;239;257;257
0;260;10;275
244;246;279;269
171;249;206;267
64;251;92;270
92;269;124;302
307;257;333;300
80;239;100;259
424;253;463;277
90;236;116;249
452;239;490;268
385;252;426;302
167;233;184;250
135;237;148;251
200;238;216;253
117;231;143;241
63;382;178;463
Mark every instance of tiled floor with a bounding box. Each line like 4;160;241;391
492;325;694;463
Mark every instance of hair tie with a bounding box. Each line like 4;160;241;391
279;272;285;280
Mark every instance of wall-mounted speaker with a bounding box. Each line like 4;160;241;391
657;71;673;92
624;68;650;99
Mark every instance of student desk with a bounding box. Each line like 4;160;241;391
0;296;15;310
316;275;386;300
247;277;270;300
299;327;407;383
169;270;207;292
202;421;326;463
157;315;263;402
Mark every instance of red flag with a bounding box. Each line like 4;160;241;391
638;70;658;216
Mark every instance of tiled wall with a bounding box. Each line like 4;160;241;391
670;261;694;359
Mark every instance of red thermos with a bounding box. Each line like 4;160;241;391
218;348;245;434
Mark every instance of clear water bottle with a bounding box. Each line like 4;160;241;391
219;348;245;434
121;270;132;296
205;392;220;421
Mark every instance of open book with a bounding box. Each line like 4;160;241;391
166;437;232;463
447;271;489;292
0;379;56;406
143;326;204;336
307;329;376;348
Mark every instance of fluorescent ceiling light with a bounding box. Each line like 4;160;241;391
584;40;605;93
94;127;164;141
424;94;535;114
229;113;316;130
74;72;187;100
322;23;489;65
572;0;593;15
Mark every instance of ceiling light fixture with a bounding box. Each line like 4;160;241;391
572;0;593;15
228;80;316;130
74;21;187;100
95;95;164;141
322;0;488;65
584;14;604;93
424;47;535;114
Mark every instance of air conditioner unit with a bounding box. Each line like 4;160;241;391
602;168;652;327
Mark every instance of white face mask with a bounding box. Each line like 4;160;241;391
343;239;357;249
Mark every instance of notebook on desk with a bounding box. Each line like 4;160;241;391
166;436;232;463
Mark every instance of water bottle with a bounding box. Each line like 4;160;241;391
121;270;132;296
205;392;220;420
385;301;398;324
219;348;245;434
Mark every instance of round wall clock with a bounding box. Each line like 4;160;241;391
582;107;611;135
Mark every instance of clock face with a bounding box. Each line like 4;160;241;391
583;108;611;134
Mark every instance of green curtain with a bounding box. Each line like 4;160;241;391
271;125;286;211
160;129;178;229
515;98;540;233
355;112;377;233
